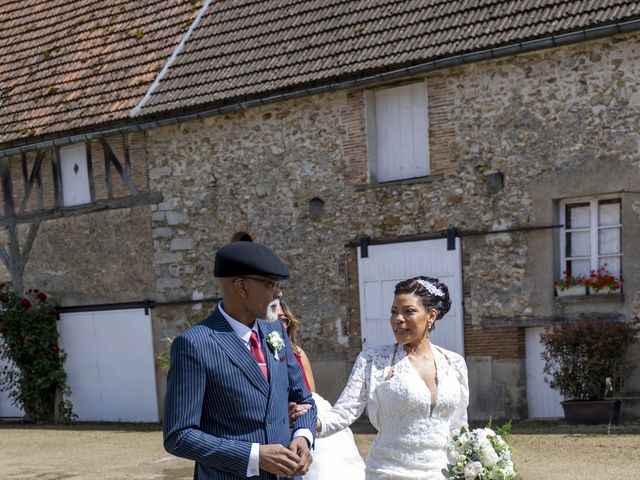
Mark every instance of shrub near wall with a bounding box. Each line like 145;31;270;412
540;320;638;401
0;287;74;422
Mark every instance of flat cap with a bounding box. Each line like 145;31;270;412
214;242;290;279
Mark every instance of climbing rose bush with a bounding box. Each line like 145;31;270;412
0;286;74;422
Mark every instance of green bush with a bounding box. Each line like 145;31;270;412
540;320;637;401
0;286;75;422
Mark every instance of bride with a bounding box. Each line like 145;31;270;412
317;276;469;480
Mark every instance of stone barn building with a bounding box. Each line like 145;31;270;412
1;1;639;422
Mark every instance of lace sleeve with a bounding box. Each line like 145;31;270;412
318;350;369;438
449;354;469;434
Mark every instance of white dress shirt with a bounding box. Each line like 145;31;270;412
219;304;313;477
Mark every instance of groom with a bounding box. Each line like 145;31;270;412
163;241;316;479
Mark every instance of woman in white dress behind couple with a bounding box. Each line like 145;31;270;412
289;275;469;480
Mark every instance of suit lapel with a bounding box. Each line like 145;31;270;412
205;307;269;397
258;320;279;405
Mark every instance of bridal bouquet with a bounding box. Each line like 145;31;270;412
442;424;518;480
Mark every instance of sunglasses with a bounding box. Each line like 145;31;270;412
237;276;282;290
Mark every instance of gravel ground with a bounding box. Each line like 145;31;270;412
1;420;639;479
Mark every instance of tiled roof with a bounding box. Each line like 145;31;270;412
135;0;640;117
2;0;639;145
0;0;202;144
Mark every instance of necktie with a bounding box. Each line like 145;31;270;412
249;330;269;381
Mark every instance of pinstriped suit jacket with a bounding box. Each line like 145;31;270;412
163;305;317;479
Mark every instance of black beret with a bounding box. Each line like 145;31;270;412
214;242;290;279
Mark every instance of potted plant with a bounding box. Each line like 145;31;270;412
586;264;623;295
540;320;637;425
553;271;587;297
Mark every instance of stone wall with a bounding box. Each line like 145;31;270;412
147;31;640;419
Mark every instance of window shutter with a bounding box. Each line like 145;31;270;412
372;82;429;182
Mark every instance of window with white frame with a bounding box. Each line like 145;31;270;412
59;143;91;206
559;196;622;278
365;81;429;183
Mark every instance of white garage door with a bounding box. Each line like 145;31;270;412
357;238;464;356
59;309;159;422
0;357;24;418
526;327;564;418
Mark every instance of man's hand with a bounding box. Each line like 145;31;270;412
288;401;312;425
258;443;301;478
288;436;312;477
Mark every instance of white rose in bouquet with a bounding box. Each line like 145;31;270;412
478;443;500;467
463;461;483;480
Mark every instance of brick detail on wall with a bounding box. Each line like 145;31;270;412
464;321;525;359
341;90;368;186
427;75;456;175
340;248;363;363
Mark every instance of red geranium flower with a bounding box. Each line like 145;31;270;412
21;298;32;309
0;294;9;303
36;292;47;301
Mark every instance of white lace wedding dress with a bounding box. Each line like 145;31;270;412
318;343;469;480
304;392;366;480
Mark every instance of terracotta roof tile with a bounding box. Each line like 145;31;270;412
0;0;203;144
2;0;639;145
132;0;638;116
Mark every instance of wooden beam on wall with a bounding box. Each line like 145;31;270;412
19;150;45;213
52;147;64;207
20;221;40;275
86;141;96;202
100;138;139;197
0;190;163;227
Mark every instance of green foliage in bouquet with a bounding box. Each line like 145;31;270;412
443;421;519;480
0;286;75;422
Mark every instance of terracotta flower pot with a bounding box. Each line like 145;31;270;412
561;399;622;425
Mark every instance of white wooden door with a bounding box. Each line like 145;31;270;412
357;238;464;355
59;309;159;422
525;327;564;418
0;357;24;418
60;143;91;206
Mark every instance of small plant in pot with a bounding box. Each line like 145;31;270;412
553;271;587;297
540;319;637;425
586;264;623;295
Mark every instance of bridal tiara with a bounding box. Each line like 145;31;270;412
415;278;445;298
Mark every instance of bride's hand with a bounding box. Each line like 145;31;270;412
288;402;311;424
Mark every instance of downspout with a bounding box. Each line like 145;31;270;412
2;17;640;158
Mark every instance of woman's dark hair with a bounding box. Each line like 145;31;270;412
278;299;302;353
393;276;452;330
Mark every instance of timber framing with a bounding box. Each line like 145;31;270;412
0;135;155;291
